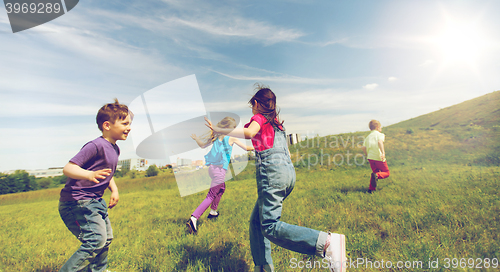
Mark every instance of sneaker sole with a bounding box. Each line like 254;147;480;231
327;233;346;272
207;213;219;219
186;219;197;234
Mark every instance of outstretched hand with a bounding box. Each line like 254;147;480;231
205;117;220;133
204;117;213;130
89;169;112;183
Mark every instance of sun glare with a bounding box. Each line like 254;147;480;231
433;19;489;65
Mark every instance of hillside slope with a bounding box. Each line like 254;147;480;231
290;90;500;167
390;90;500;129
385;90;500;166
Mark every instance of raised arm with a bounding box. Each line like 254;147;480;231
63;162;111;183
229;137;255;151
205;117;260;139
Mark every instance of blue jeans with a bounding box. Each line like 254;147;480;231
249;127;328;269
58;198;113;272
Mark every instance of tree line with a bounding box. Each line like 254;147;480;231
1;165;169;195
0;170;67;195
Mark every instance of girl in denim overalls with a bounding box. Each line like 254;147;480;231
188;117;254;234
206;86;346;272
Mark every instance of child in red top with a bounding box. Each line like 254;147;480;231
206;85;346;272
243;113;282;151
362;120;390;193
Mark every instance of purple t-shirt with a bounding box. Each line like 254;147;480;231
59;136;120;202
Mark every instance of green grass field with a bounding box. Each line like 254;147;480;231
0;163;499;271
1;91;499;271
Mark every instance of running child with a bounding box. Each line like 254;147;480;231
362;119;390;193
187;116;254;234
205;85;347;272
58;99;132;272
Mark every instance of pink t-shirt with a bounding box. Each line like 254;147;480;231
244;114;283;152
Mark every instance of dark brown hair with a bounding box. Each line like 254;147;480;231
96;98;132;131
249;83;283;127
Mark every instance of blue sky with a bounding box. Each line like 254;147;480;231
1;0;500;172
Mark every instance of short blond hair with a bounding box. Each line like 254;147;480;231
369;120;381;130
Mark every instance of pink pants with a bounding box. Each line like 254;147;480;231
368;159;390;191
191;165;226;219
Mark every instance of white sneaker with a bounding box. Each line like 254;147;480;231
325;233;346;272
187;216;198;234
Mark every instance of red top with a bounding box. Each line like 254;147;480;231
244;114;283;152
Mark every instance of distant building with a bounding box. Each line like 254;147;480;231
177;157;192;166
192;160;204;167
287;133;301;146
118;158;148;171
26;167;64;178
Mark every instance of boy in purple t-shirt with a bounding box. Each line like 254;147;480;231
58;99;132;272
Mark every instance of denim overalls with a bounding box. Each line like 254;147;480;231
249;124;328;271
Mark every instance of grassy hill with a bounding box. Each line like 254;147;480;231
386;90;500;167
289;90;500;168
0;91;499;271
391;91;500;129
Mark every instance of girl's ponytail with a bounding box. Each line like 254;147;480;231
249;83;284;127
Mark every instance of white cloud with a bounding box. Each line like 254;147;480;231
281;112;372;136
37;24;176;77
85;4;304;46
294;37;350;47
2;0;499;173
168;17;304;45
204;100;249;113
0;101;96;117
0;120;138;172
0;124;94;171
278;88;380;113
211;70;339;85
420;59;436;67
363;83;379;90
